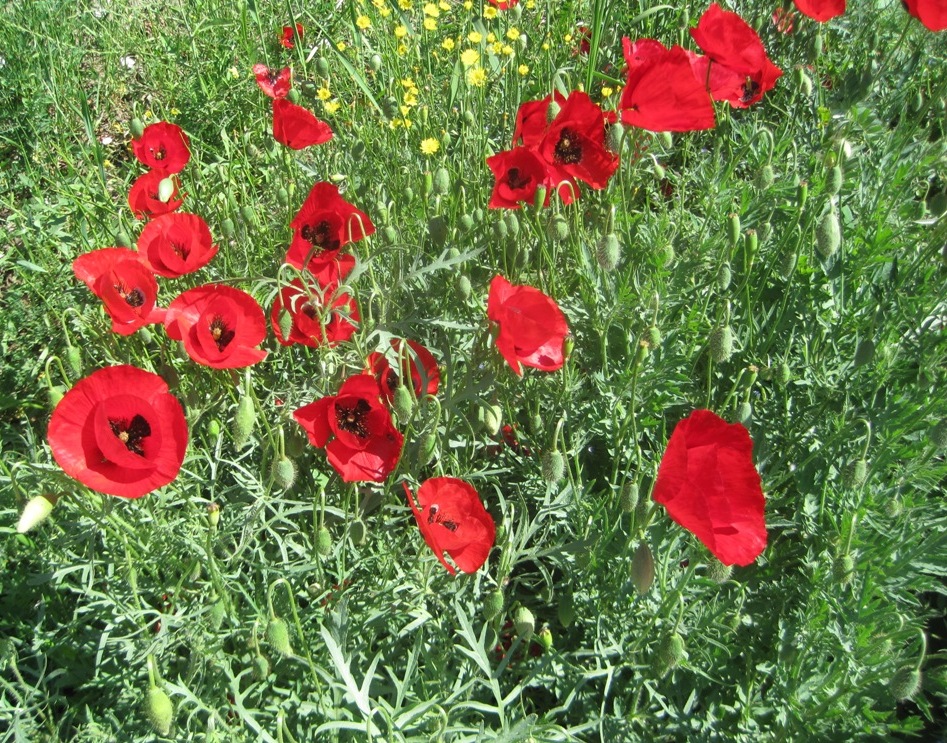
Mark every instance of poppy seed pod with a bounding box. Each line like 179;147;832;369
596;233;622;271
514;606;535;640
816;210;841;258
145;686;174;737
541;450;565;484
316;526;333;557
630;542;655;595
889;666;922;701
266;617;293;657
233;395;256;448
654;632;685;676
716;262;732;291
271;456;297;490
620;482;639;513
253;654;271;681
432;167;451;196
709;325;734;363
483;589;504;621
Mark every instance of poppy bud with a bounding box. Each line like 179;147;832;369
253;654;271;681
843;459;868;489
233;395;256;448
277;309;293;340
815;209;842;260
889;666;922;701
157;177;175;204
716;262;732;291
796;181;809;210
541;450;565;484
547;214;570;242
433;167;451;196
481;404;502;436
208;599;226;630
350;518;367;545
207;503;221;530
833;553;855;586
267;617;293;657
116;230;133;248
777;249;797;279
756;164;775;190
17;493;58;534
630;542;655;595
854;339;874;367
929;419;947;449
511;2;523;19
654;632;685;676
709;325;734;363
735;401;752;426
596;233;621;271
48;384;65;407
545;100;561;123
483;589;504;621
276;187;289;206
727;214;741;248
392;383;414;424
64;346;82;380
707;557;732;584
130;117;145;139
655;131;673;149
775;362;791;386
744;229;758;258
272;456;297;490
562;335;575;363
287;89;301;104
382;225;398;243
369;53;383;72
809;32;823;60
221;218;236;238
605;122;625;154
652;163;666;180
654;240;675;267
459;213;474;232
417;430;438;465
826;165;843;196
316;57;330;76
423;170;433;197
492;219;508;241
316;526;333;557
514;606;535;640
795;67;813;96
145;686;174;736
620;482;639;513
505;212;520;237
455;275;472;301
537;627;553;652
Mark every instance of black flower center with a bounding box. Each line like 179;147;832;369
427;504;458;531
209;316;235;351
115;283;145;307
554;128;583;165
268;71;280;85
109;414;151;456
741;78;760;103
300;220;340;251
505;167;530;190
152;146;166;161
170;240;190;260
335;399;371;438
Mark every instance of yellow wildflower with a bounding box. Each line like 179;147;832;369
491;41;503;54
378;5;391;16
526;0;535;7
401;77;415;87
423;17;437;30
400;105;411;116
170;107;180;116
517;64;529;76
468;31;482;43
506;27;520;40
601;86;614;98
486;32;496;43
438;0;450;9
394;24;407;38
317;86;332;100
463;0;472;8
483;6;497;19
460;48;480;67
466;66;487;87
398;0;412;7
564;33;573;42
423;2;439;16
420;137;440;155
541;42;549;50
404;91;418;106
325;100;341;114
397;43;407;55
337;41;347;51
356;15;371;29
403;118;413;128
442;37;456;51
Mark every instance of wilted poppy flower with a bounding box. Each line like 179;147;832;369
132;122;191;173
253;64;293;99
137;212;218;278
690;4;783;107
904;0;947;31
281;22;304;48
367;339;440;404
793;0;844;21
404;477;496;574
286;182;374;270
48;365;188;498
772;7;797;32
164;284;268;369
653;409;767;567
270;277;359;347
487;274;569;375
73;247;166;335
293;374;404;483
486;147;551;209
272;98;334;149
128;170;183;219
620;40;716;131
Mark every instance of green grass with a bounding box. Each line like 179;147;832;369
2;0;947;740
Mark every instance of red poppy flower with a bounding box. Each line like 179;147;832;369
792;0;844;21
403;477;496;575
281;22;304;49
73;248;166;336
367;339;440;404
487;274;569;376
690;4;783;107
772;7;797;32
253;64;293;99
904;0;947;31
486;147;552;209
270;277;359;347
272;99;334;149
487;0;519;7
293;374;404;483
131;122;191;173
620;40;716;131
48;365;188;499
652;409;767;567
137;212;218;278
286;182;374;270
512;92;566;148
128;171;183;220
164;284;268;369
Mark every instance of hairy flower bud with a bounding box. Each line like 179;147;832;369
271;456;297;490
826;165;843;196
17;494;58;534
144;686;174;737
716;262;732;291
547;214;570;242
654;632;685;676
432;167;451;196
620;482;639;513
541;450;566;484
854;339;875;367
483;589;504;621
596;233;621;271
130;117;146;139
727;214;741;248
889;665;922;701
929;419;947;449
267;617;293;657
514;606;535;640
630;542;655;595
816;210;841;259
233;395;256;448
709;325;734;363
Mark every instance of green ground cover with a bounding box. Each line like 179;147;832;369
1;0;946;739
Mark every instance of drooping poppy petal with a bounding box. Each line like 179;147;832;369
73;248;166;335
132;122;191;173
793;0;845;21
48;365;188;498
281;22;304;49
128;171;183;220
272;98;334;149
293;374;403;483
137;212;218;278
487;275;570;375
487;0;519;8
904;0;947;31
367;339;440;404
652;409;767;567
253;64;293;99
164;284;267;369
404;478;496;575
512;92;567;148
270;277;359;348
